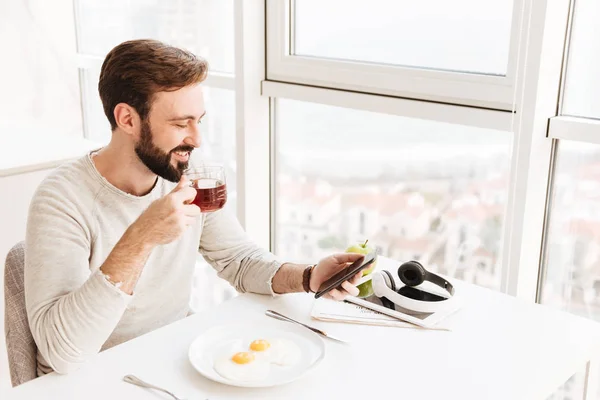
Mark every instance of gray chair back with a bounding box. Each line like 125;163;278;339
4;241;37;387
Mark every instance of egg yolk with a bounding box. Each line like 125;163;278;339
231;352;255;364
250;339;271;352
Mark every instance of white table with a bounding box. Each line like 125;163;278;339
4;258;600;400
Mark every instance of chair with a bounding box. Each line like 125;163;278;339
4;241;37;387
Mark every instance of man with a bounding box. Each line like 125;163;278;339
24;39;362;376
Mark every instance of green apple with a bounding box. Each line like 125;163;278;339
346;240;378;298
345;240;377;276
356;279;374;298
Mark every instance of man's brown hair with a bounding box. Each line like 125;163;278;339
98;39;208;130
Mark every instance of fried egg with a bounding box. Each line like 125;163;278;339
213;351;270;382
249;338;302;367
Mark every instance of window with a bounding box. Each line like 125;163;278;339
542;2;600;399
561;0;600;119
190;88;238;214
0;0;82;138
75;0;234;73
80;67;109;143
268;0;522;109
293;0;514;75
540;141;600;325
274;99;511;290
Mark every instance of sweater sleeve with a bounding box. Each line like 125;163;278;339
24;182;132;374
198;207;282;295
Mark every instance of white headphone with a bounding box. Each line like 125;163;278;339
371;261;457;313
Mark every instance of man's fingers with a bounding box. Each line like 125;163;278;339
325;288;347;301
170;175;197;202
350;271;362;285
171;175;190;193
332;252;365;264
175;186;198;204
341;280;360;297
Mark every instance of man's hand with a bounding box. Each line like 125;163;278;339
309;253;364;300
99;176;201;294
131;175;201;245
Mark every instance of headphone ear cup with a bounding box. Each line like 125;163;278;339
372;271;396;298
371;271;396;310
398;260;426;287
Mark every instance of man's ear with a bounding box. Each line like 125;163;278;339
113;103;141;136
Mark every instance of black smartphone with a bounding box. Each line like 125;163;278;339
397;286;448;302
314;252;377;299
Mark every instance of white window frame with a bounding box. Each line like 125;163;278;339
548;117;600;145
540;114;600;299
234;0;271;249
265;0;573;303
535;0;600;308
266;0;525;111
498;0;571;301
262;80;513;131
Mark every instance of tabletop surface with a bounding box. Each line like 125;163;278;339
4;258;600;400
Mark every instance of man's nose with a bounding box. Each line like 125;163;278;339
184;124;202;148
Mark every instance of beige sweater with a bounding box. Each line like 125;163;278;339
24;153;282;375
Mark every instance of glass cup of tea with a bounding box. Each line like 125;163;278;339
185;166;227;213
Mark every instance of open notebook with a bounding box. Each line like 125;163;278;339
311;296;415;327
310;272;460;331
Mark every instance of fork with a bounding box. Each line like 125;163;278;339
123;374;186;400
265;309;350;344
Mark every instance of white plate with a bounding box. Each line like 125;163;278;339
188;320;325;388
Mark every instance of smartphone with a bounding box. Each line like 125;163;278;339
314;252;377;299
397;286;448;302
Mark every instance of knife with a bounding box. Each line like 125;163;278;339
265;309;350;344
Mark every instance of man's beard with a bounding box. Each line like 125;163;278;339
134;119;194;182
